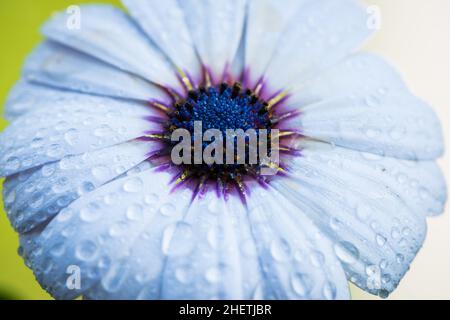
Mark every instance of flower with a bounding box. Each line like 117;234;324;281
0;0;446;300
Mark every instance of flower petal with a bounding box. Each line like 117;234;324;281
243;182;350;299
158;193;263;299
3;140;154;234
177;0;247;79
121;0;201;83
264;0;372;90
244;0;307;86
287;53;407;107
272;140;434;296
41;4;178;88
19;169;192;299
0;95;156;177
19;41;168;106
283;91;443;160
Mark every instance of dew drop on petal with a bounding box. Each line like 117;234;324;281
91;165;111;181
76;240;98;261
310;251;325;267
290;272;312;297
334;241;359;265
79;202;102;222
5;156;20;171
175;266;192;284
322;281;337;300
205;267;221;284
376;234;387;247
64;128;80;146
123;177;143;193
270;238;291;262
160;203;176;217
126;204;144;221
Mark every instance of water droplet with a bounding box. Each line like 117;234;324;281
4;190;16;205
396;253;405;264
391;227;400;239
365;95;381;107
64;128;80;146
50;242;65;257
144;193;159;205
123;177;143;193
402;227;411;236
126;204;144;221
78;181;95;195
322;282;336;300
205;267;221;283
5;156;20;171
30;192;44;209
334;241;359;265
31;137;44;148
79;202;102;222
160;203;176;217
47;144;63;158
101;262;127;293
41;163;56;177
76;240;98;261
291;272;312;297
270;238;291;262
376;234;387;247
379;259;388;270
108;221;128;237
175;266;192;284
92;165;111;181
310;251;325;267
381;274;391;284
94;124;113;137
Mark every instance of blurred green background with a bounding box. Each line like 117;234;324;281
0;0;121;300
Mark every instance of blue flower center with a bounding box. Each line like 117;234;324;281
169;83;271;134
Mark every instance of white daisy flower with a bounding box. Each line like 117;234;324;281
1;0;446;300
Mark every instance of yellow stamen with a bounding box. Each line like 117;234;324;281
175;171;190;185
151;102;171;113
177;68;194;91
267;91;289;110
144;134;169;140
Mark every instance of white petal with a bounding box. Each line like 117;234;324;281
19;169;192;299
296;140;446;218
244;183;349;299
158;193;263;299
244;0;307;86
0;96;156;177
121;0;201;83
264;0;372;90
42;5;178;88
272;141;431;296
287;53;407;107
284;92;443;160
178;0;247;79
5;80;79;121
21;41;168;105
3;140;154;233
